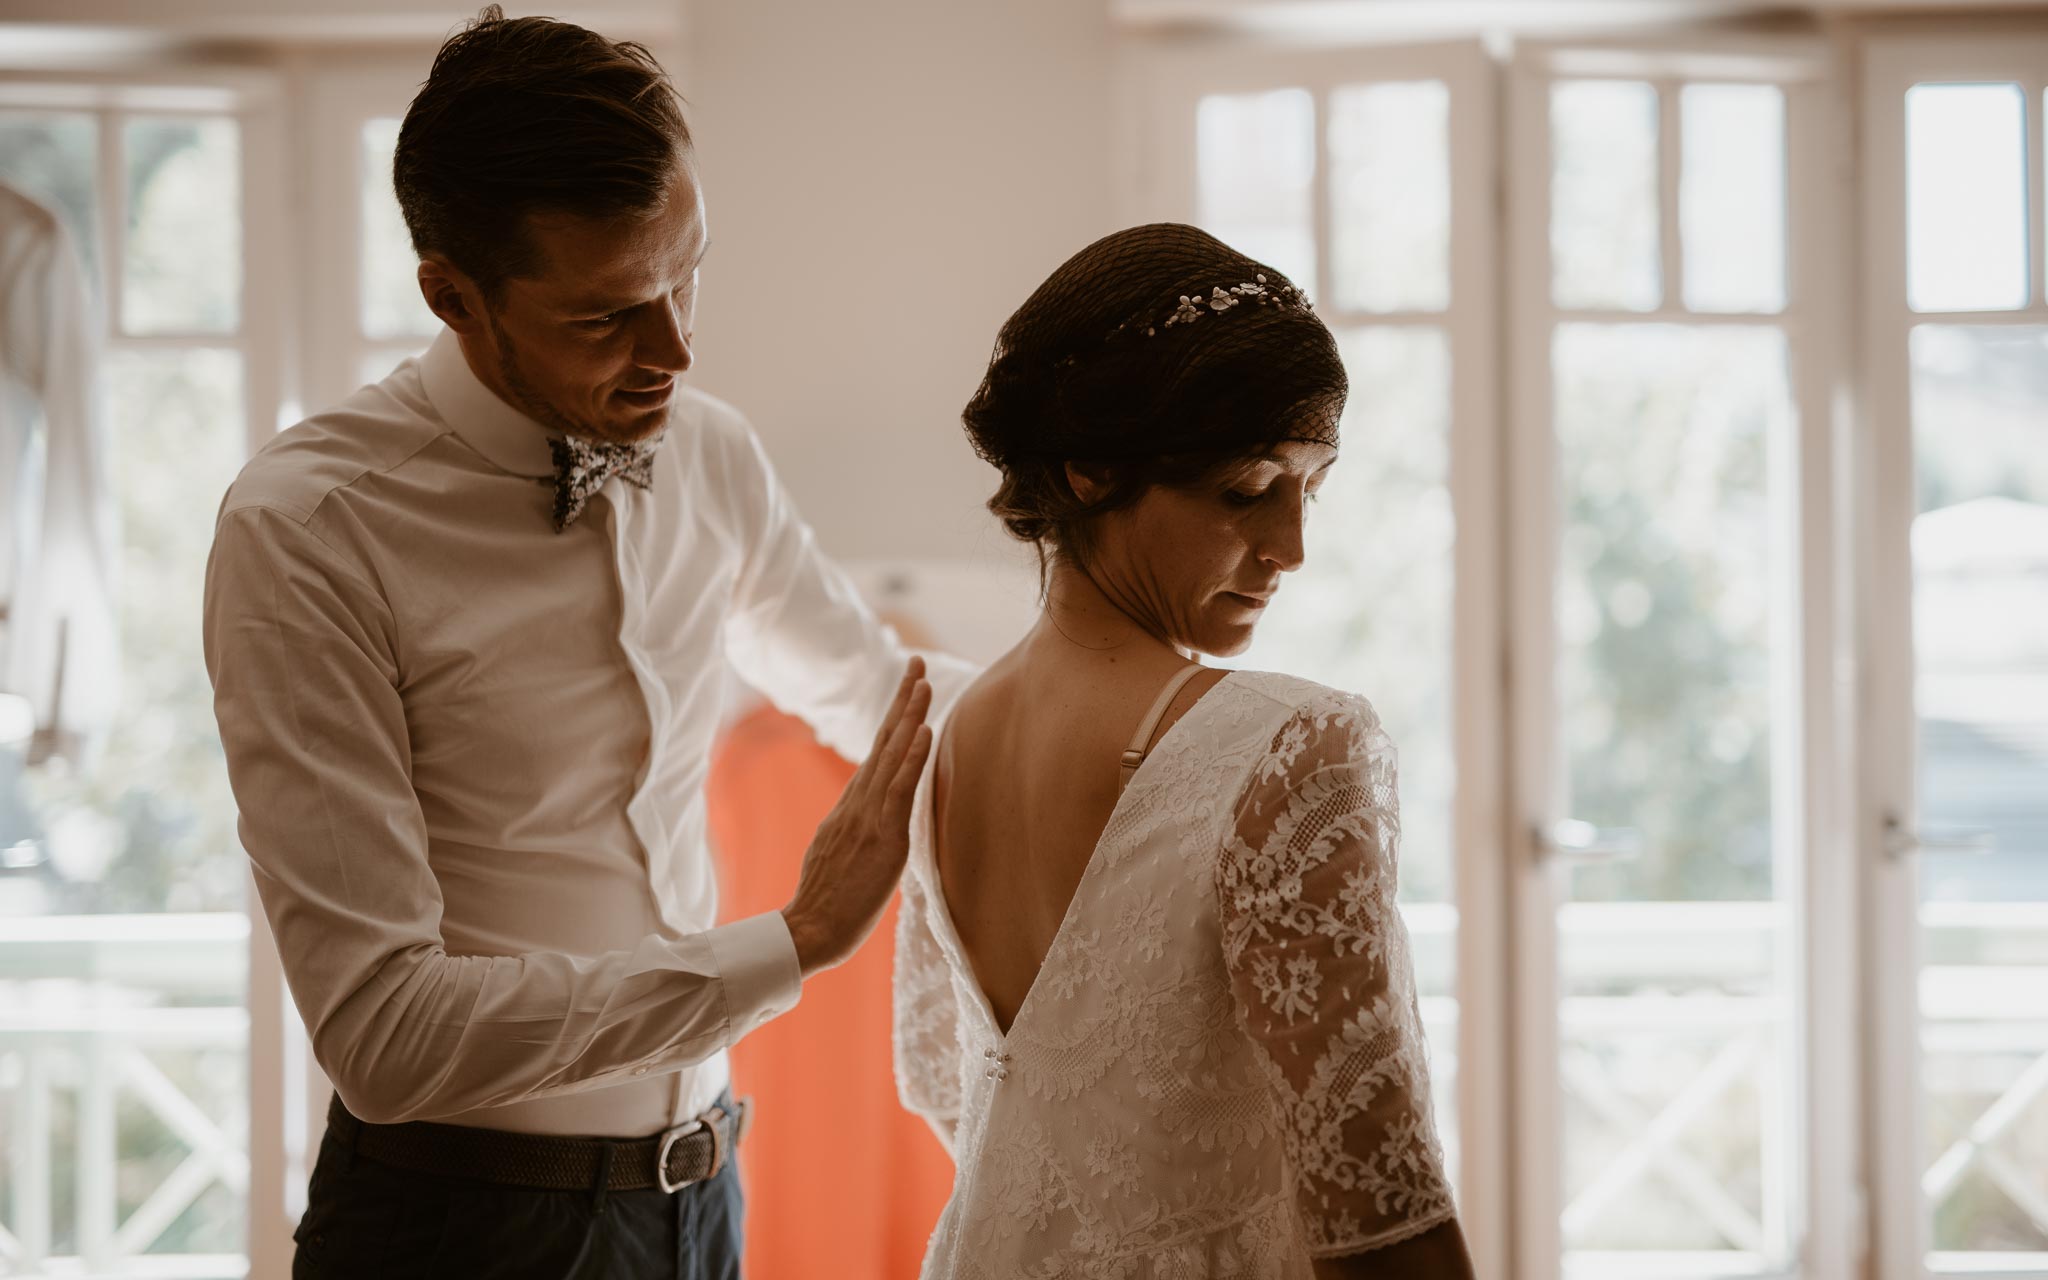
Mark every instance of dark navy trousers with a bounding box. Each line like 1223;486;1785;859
290;1108;745;1280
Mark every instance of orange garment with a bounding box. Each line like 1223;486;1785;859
705;704;954;1280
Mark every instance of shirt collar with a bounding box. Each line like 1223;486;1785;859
419;328;559;479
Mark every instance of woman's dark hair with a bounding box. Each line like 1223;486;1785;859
962;223;1347;573
394;5;691;298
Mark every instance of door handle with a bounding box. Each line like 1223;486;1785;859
1534;819;1645;864
1883;813;1996;861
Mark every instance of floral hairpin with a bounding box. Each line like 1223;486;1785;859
1143;274;1312;337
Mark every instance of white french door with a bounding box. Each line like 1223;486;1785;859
1503;35;1850;1280
1127;28;1864;1280
1125;37;1509;1278
1862;31;2048;1280
0;67;292;1280
301;61;445;416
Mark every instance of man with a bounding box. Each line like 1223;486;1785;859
202;9;964;1276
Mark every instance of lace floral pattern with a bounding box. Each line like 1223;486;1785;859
1218;692;1455;1254
894;865;965;1144
892;671;1454;1278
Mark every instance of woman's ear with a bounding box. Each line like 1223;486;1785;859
1064;461;1112;505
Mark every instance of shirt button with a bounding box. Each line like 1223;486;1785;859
633;1066;648;1076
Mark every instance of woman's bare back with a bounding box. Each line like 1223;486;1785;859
931;644;1229;1034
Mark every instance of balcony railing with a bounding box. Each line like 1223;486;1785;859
1;904;2044;1279
0;914;247;1280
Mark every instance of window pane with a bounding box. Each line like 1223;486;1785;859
1329;81;1450;312
1554;324;1790;901
1551;323;1798;1274
1229;324;1459;1178
1909;324;2048;1265
4;348;249;1274
20;349;246;914
1552;80;1661;312
1196;88;1316;292
360;118;439;341
1907;83;2029;313
0;115;100;633
0;111;99;284
1681;84;1786;314
123;118;240;335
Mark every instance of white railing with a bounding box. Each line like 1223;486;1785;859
3;905;2045;1279
0;914;248;1280
1404;899;2048;1279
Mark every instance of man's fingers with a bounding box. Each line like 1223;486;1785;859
883;722;934;826
883;680;932;770
870;659;922;753
843;659;917;798
849;659;924;798
866;680;930;802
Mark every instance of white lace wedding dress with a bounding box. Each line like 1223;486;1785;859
893;669;1454;1279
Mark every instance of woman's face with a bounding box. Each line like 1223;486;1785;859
1077;439;1338;657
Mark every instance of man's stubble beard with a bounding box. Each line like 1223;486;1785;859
485;308;658;447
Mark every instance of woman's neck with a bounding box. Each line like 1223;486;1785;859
1028;559;1189;666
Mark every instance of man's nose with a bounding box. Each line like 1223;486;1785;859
633;298;693;375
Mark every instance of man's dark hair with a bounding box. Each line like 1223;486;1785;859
394;5;691;298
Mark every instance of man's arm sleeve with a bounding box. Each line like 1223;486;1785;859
204;506;800;1124
717;420;977;761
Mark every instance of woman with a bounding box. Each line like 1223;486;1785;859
892;224;1474;1278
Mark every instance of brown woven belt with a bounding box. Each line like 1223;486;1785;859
325;1093;751;1194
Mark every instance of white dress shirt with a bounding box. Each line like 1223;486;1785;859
1;182;118;763
204;329;963;1136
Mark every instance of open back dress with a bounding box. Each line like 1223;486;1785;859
892;668;1455;1279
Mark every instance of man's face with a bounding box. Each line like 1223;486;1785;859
470;163;707;446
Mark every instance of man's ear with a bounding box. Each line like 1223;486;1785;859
418;255;488;336
1064;461;1113;505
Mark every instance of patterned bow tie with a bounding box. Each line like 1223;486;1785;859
549;434;663;532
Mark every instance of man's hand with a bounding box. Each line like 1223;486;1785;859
781;657;934;979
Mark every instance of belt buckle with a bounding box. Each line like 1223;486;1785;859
655;1118;706;1194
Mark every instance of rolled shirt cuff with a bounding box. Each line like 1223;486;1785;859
706;910;803;1043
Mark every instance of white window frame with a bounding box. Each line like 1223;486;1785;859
300;57;442;417
1120;37;1510;1279
1121;24;1861;1280
0;63;295;1280
1858;26;2048;1280
1502;31;1853;1280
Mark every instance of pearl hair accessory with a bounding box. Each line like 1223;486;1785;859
1137;274;1312;337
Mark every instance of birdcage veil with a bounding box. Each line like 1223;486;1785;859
961;223;1346;550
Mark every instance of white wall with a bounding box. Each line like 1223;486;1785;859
678;0;1116;574
0;0;676;41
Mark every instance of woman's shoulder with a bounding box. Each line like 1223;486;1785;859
1227;669;1388;737
1221;669;1395;781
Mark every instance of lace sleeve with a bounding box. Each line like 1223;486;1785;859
1217;696;1455;1255
892;866;963;1153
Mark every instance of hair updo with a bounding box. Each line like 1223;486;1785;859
962;223;1346;570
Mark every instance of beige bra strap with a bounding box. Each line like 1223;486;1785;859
1118;664;1206;793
